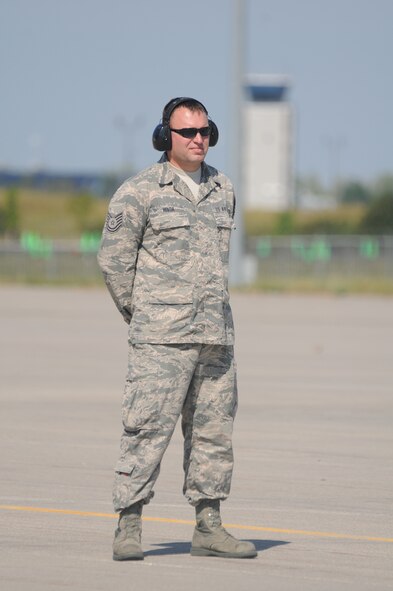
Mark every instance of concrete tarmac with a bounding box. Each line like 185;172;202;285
0;286;392;590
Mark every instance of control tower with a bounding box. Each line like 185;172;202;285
243;75;294;210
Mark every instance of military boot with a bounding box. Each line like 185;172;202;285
112;501;144;561
191;500;257;558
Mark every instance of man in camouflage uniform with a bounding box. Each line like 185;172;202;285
98;97;257;560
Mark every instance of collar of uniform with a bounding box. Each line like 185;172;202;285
157;153;221;195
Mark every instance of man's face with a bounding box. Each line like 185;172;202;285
167;107;210;172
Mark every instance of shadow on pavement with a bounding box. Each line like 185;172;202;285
144;539;289;556
248;539;289;552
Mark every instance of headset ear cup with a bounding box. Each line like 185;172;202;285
208;120;219;147
152;124;172;151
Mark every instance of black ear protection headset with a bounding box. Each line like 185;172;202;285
152;97;219;151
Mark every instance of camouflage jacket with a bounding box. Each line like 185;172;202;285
97;154;236;344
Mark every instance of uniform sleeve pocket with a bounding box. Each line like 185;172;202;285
214;213;235;230
213;213;234;263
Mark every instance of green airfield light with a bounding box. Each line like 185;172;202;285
291;238;331;262
360;238;379;260
256;237;271;258
80;232;101;253
20;232;53;258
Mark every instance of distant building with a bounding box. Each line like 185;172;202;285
0;169;126;197
243;75;294;210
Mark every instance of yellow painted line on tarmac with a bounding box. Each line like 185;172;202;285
0;504;392;544
0;505;117;519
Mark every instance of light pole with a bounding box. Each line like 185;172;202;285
229;0;246;286
114;114;145;174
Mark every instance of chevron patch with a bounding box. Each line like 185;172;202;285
105;212;123;233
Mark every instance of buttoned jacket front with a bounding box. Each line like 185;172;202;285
98;155;236;344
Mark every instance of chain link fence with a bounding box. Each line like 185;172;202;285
1;234;393;288
248;235;393;280
0;234;102;284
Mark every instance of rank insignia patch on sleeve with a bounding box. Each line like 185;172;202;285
105;212;123;233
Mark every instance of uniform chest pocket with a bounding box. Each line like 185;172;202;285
149;210;191;263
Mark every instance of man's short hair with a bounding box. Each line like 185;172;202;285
162;97;208;125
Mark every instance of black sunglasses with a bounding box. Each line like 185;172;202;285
170;126;211;139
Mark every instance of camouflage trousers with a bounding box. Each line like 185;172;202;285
113;343;238;512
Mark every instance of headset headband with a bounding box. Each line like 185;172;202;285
162;97;208;124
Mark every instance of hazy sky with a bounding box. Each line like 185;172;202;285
1;0;392;188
